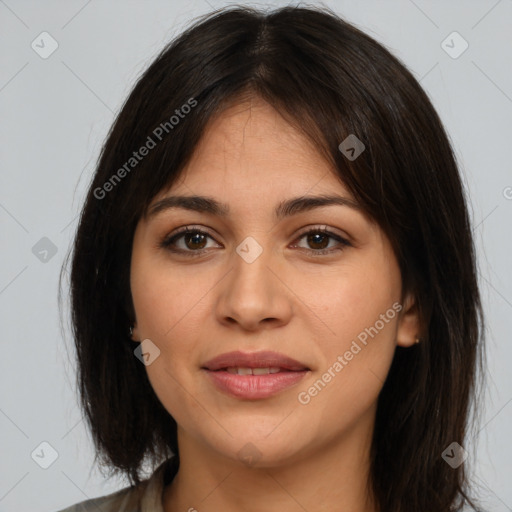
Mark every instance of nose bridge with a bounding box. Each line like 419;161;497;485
215;233;292;329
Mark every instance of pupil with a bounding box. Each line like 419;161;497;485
309;233;328;249
186;233;206;250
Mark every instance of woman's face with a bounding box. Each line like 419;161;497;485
130;96;419;467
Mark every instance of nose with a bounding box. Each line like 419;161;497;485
214;238;293;332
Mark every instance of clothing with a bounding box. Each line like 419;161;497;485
56;456;179;512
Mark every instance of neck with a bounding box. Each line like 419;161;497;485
163;413;377;512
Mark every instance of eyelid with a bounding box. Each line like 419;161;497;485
289;226;352;254
294;224;349;240
159;224;220;246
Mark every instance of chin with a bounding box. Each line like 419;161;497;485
207;430;310;469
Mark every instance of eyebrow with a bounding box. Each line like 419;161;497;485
147;193;362;221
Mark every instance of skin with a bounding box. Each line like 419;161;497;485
130;95;420;512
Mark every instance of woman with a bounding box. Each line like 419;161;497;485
59;4;485;511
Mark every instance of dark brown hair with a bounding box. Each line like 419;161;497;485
61;5;485;511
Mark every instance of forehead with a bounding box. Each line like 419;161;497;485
154;96;353;203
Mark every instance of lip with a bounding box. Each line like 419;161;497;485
201;351;310;400
202;350;310;371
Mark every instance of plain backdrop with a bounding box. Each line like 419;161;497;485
1;1;511;511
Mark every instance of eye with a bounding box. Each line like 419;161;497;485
291;227;351;255
159;225;219;256
159;225;351;257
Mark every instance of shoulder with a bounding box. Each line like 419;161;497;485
55;483;144;512
55;457;178;512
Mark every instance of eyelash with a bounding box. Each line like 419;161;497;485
158;225;351;257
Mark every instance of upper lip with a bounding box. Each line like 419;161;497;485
202;351;310;371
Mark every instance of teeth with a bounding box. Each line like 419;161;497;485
225;367;283;375
252;367;270;375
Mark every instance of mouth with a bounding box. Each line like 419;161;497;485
201;351;310;400
214;366;301;375
201;350;310;372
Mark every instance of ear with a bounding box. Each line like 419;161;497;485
130;322;141;342
396;292;421;347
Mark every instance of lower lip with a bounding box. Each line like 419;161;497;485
203;369;308;399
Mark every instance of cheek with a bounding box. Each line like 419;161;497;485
306;258;401;400
130;255;215;371
311;264;400;342
131;263;205;421
130;251;210;339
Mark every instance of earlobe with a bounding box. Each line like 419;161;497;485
396;293;422;347
129;324;140;342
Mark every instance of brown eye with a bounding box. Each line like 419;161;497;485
292;228;351;256
159;227;219;255
182;232;208;250
305;232;330;250
159;226;350;257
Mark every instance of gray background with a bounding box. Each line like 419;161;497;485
1;1;511;511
